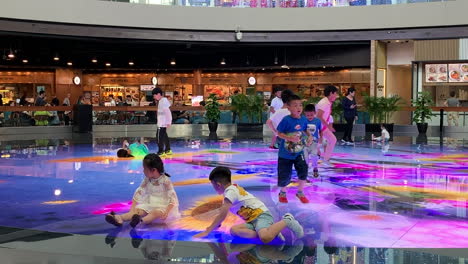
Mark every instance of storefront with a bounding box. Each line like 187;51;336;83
421;62;468;107
0;71;55;105
82;73;194;106
200;69;370;105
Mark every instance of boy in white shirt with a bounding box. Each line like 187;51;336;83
194;166;304;243
152;88;173;156
266;89;293;149
269;87;283;118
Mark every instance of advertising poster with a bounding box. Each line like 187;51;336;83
425;64;448;83
448;64;468;82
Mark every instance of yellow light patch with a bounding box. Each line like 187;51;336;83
42;200;78;205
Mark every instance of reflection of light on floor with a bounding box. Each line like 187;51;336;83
370;186;468;200
174;195;242;233
92;201;132;215
358;214;383;221
173;173;260;186
42;200;78;205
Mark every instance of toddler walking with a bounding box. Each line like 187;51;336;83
303;104;322;178
105;153;180;228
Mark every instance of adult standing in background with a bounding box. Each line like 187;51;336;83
445;91;460;126
316;85;338;166
269;86;283;118
341;87;358;145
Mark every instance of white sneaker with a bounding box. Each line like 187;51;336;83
283;213;304;239
321;160;333;167
341;139;347;144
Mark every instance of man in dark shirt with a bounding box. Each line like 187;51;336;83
35;91;46;106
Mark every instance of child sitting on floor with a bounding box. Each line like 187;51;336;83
105;153;180;228
194;166;304;243
372;124;390;142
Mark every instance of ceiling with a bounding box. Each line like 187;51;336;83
0;32;370;71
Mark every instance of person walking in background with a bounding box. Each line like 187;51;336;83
266;89;294;149
153;88;172;156
445;91;460;126
269;86;283;118
341;87;358;145
316;85;338;166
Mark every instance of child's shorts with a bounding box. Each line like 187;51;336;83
244;211;274;232
277;155;308;187
304;142;318;157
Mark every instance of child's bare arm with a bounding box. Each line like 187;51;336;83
193;199;232;238
278;132;299;143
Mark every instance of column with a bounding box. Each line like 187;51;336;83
193;69;203;96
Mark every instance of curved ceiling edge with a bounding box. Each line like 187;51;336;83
1;19;468;42
1;0;467;32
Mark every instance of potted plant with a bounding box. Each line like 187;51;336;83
205;93;221;133
363;95;402;134
231;93;265;132
412;91;434;134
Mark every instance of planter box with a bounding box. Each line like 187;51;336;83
332;123;347;132
237;123;263;133
365;123;394;133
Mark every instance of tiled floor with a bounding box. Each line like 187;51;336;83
0;134;467;263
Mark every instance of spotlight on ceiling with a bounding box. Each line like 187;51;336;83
105;62;111;67
22;59;28;63
129;61;134;66
67;62;73;66
91;58;98;63
53;55;60;61
220;58;226;65
170;58;176;65
7;50;15;59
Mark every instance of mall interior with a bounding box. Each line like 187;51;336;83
0;0;467;263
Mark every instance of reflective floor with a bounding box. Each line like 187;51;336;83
0;133;467;263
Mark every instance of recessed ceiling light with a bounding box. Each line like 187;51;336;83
170;58;176;65
105;63;111;67
53;56;60;61
22;59;28;63
67;62;73;66
220;58;226;65
92;58;98;63
129;61;134;66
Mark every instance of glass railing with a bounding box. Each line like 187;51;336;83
103;0;452;8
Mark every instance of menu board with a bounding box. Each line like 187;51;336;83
425;64;448;83
448;64;468;82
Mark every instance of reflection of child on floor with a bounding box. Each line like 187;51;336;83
371;124;390;142
194;166;304;243
105;153;180;228
139;237;177;261
208;242;304;264
117;137;149;158
303;104;322;178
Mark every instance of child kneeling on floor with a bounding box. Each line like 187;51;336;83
105;153;180;228
194;166;304;243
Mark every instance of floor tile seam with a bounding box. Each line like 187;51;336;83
390;219;421;247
